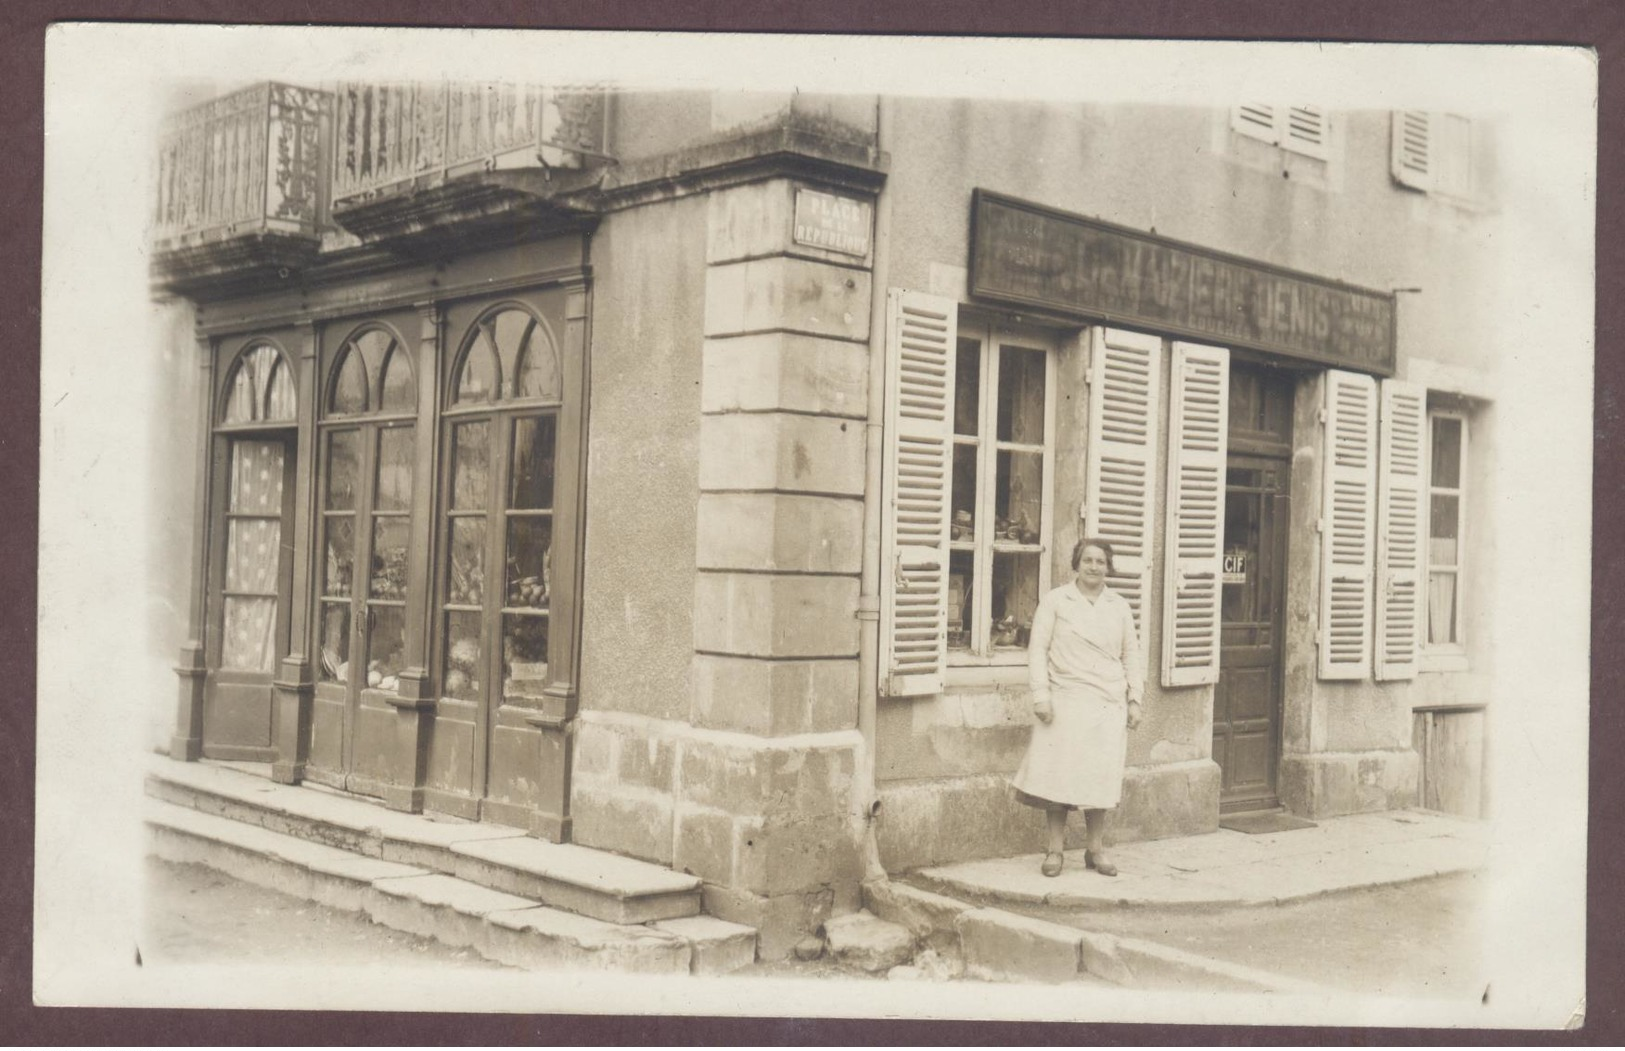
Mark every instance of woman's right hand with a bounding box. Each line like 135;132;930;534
1033;698;1054;724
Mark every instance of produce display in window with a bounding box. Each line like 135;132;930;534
370;517;408;599
992;550;1041;648
318;604;350;683
505;519;552;609
367;605;406;691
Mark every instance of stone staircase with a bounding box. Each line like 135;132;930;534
144;756;757;975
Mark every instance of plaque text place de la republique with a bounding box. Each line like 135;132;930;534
971;191;1396;375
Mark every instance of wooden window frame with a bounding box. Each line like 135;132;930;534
946;319;1059;670
1422;407;1469;668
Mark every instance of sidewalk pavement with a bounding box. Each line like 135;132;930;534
911;808;1488;910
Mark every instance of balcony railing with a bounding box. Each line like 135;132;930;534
153;83;330;247
331;83;610;200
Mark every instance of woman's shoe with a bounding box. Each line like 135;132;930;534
1084;849;1118;877
1041;851;1064;877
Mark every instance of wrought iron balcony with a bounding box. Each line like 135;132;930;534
331;83;610;201
153;82;330;250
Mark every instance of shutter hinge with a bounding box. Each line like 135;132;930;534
1316;517;1325;534
1317;407;1328;424
1084;366;1095;387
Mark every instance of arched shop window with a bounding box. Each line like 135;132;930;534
313;324;416;711
435;304;560;800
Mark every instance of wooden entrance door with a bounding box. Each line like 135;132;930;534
1215;456;1290;811
1214;364;1295;812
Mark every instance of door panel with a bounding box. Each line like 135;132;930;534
1216;455;1291;812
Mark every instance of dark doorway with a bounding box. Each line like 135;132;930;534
1215;365;1295;812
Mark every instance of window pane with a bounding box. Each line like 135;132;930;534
380;346;416;413
1429;493;1460;567
375;426;415;511
264;357;296;421
323;516;355;598
366;605;406;687
450;422;489;510
994;449;1043;544
370;517;409;599
447;518;486;605
221;596;277;672
444;610;482;699
1428;572;1459;645
506;517;553;609
325;430;359;511
996;345;1046;444
503;613;550;699
331;346;368;414
515;329;561;400
951;443;977;541
991;552;1042;650
1431;417;1462;489
230;440;284;514
491;310;537;381
318;603;351;683
455;341;499;404
224;362;257;424
510;416;557;510
954;338;981;436
947;549;974;651
226;518;281;593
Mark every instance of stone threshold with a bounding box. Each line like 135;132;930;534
145;756;756;975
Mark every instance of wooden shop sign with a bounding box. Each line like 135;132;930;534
969;190;1396;375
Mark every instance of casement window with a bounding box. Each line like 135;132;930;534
878;291;1059;694
1424;410;1468;653
1231;104;1331;160
1392;111;1474;198
945;318;1058;665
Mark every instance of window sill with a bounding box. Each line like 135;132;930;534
944;663;1031;689
1419;651;1470;674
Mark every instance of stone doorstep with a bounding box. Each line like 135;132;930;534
145;779;756;976
147;756;702;923
451;836;701;925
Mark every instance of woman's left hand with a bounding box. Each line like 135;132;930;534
1126;701;1143;730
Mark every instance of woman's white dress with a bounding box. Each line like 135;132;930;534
1011;582;1146;809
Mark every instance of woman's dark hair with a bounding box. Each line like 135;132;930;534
1072;536;1115;572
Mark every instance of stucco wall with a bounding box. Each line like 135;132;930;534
578;193;708;721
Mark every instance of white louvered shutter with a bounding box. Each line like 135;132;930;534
1084;328;1162;639
1318;370;1378;680
1392;110;1433;190
1282;106;1330;159
1375;380;1426;680
879;289;957;697
1161;343;1229;687
1232;104;1279;144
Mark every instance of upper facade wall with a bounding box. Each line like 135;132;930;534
881;98;1501;381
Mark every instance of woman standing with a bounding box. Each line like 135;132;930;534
1011;538;1147;877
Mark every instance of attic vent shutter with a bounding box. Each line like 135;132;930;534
1282;106;1330;159
1161;342;1229;687
1319;369;1378;680
1232;104;1279;144
1084;328;1162;640
879;289;958;697
1392;110;1433;190
1375;379;1426;680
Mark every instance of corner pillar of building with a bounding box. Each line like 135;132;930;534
171;642;206;761
689;172;879;957
270;656;314;784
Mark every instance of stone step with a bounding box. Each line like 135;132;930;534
146;755;703;924
147;797;757;975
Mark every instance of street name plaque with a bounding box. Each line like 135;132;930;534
794;188;872;258
970;190;1396;375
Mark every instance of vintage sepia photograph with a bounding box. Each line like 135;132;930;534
35;24;1594;1030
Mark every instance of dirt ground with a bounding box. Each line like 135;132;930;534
140;857;513;970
